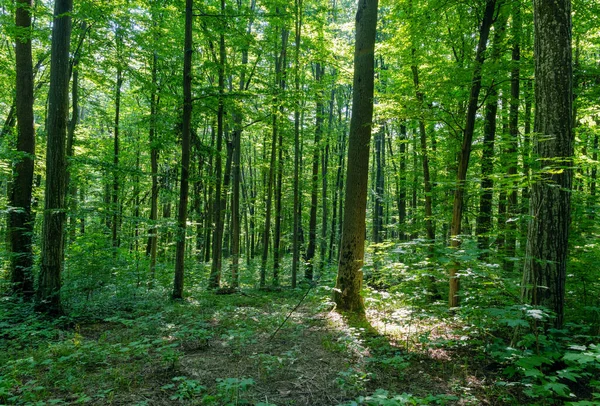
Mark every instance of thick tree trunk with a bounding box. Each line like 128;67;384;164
172;0;193;299
522;0;573;329
448;0;496;308
334;0;378;313
37;0;73;315
9;0;36;298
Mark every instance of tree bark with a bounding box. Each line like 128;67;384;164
9;0;36;298
291;0;303;288
334;0;378;313
37;0;73;315
522;0;573;329
305;62;324;281
448;0;496;308
173;0;193;299
208;0;227;289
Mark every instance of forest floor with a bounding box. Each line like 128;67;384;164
0;281;539;405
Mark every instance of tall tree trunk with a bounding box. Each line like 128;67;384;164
291;0;303;288
66;22;88;243
411;62;434;244
147;44;160;284
172;0;193;299
522;0;573;329
273;27;288;285
9;0;35;298
334;0;378;313
320;87;334;269
208;0;227;289
448;0;496;308
504;0;521;272
305;62;324;281
37;0;73;315
112;32;123;256
373;127;384;244
328;102;346;263
475;9;507;256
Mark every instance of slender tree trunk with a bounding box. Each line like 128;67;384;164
273;27;288;285
291;0;303;288
334;0;378;313
320;87;334;269
147;48;160;284
208;0;227;289
66;22;87;243
305;62;324;280
172;0;193;299
448;0;496;308
504;1;521;272
522;0;573;329
9;0;35;298
411;62;434;243
112;32;123;256
37;0;73;315
475;9;507;256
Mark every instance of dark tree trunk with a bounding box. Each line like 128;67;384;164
172;0;193;299
9;0;36;298
112;31;123;256
334;0;378;313
448;0;496;308
147;36;160;284
37;0;73;315
522;0;573;329
273;26;288;285
305;62;324;280
291;0;303;288
475;9;507;256
208;0;227;289
504;1;521;273
411;62;434;244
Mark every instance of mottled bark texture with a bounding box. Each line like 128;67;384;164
522;0;573;329
9;0;35;297
37;0;73;314
334;0;378;313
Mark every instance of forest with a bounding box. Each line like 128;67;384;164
1;0;600;404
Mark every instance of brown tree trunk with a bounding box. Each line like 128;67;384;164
448;0;496;308
112;31;123;256
273;26;288;285
504;1;521;273
291;0;303;288
334;0;378;313
208;0;227;289
37;0;73;315
9;0;36;298
522;0;573;329
172;0;193;299
305;62;324;281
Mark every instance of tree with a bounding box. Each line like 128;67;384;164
172;0;193;300
37;0;73;314
522;0;573;329
9;0;35;298
333;0;378;313
448;0;496;308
